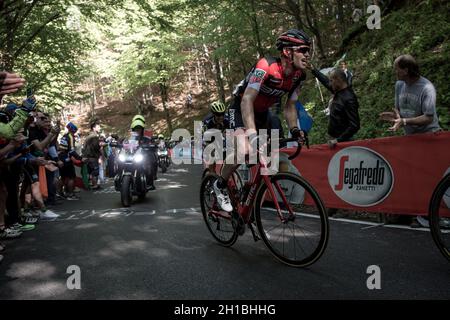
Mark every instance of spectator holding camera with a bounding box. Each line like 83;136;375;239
0;119;28;240
0;72;37;140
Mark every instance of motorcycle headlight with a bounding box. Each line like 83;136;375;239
118;153;126;162
134;153;144;163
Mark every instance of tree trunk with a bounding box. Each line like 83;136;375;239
336;0;346;35
92;75;97;106
226;61;235;96
147;86;155;114
214;57;225;103
286;0;305;29
187;70;192;91
159;83;173;133
304;0;327;61
2;13;15;70
90;94;95;117
239;54;248;77
250;0;264;57
195;66;200;90
100;84;105;103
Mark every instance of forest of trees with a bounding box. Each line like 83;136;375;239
0;0;448;142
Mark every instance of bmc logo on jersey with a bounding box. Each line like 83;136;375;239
249;68;266;84
327;147;394;207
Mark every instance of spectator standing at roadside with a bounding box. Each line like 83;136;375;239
41;113;61;206
58;122;82;200
4;110;58;226
308;64;360;148
82;119;103;190
339;60;353;87
27;112;60;206
106;134;119;178
380;54;441;135
307;64;360;218
380;54;442;228
0;119;28;239
186;93;193;110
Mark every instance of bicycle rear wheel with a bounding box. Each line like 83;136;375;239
200;173;238;246
254;172;329;267
429;173;450;263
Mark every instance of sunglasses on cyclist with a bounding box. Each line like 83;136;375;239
291;46;310;54
213;112;225;117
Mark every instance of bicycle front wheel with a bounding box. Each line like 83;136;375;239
200;173;238;246
254;172;329;267
429;173;450;263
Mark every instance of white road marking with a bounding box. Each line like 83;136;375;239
82;210;98;219
134;210;156;216
45;206;434;233
264;207;432;233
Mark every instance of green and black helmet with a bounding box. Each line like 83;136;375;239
210;101;226;114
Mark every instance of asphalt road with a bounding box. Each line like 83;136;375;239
0;163;449;300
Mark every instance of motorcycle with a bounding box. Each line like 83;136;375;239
113;133;154;207
157;146;170;173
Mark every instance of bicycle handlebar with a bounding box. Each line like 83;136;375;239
279;135;309;160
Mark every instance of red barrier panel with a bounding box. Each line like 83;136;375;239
283;131;450;215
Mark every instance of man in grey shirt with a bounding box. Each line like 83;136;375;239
380;54;441;134
380;54;442;228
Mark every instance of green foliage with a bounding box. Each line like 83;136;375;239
0;0;170;113
303;0;450;144
1;0;447;137
109;1;187;98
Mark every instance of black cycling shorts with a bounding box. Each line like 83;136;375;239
228;95;277;131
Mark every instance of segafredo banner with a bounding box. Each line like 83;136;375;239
327;147;394;207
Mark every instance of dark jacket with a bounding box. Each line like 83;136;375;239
312;68;360;142
202;113;230;132
345;69;353;87
83;132;101;158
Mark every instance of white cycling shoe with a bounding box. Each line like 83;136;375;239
213;180;233;212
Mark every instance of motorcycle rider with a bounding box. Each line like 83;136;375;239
156;134;171;170
129;115;157;190
157;134;166;149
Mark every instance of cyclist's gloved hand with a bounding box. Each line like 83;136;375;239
290;126;303;139
20;95;37;112
290;127;308;146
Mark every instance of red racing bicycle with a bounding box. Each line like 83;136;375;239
200;137;329;267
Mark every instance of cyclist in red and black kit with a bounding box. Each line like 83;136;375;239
213;29;311;212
